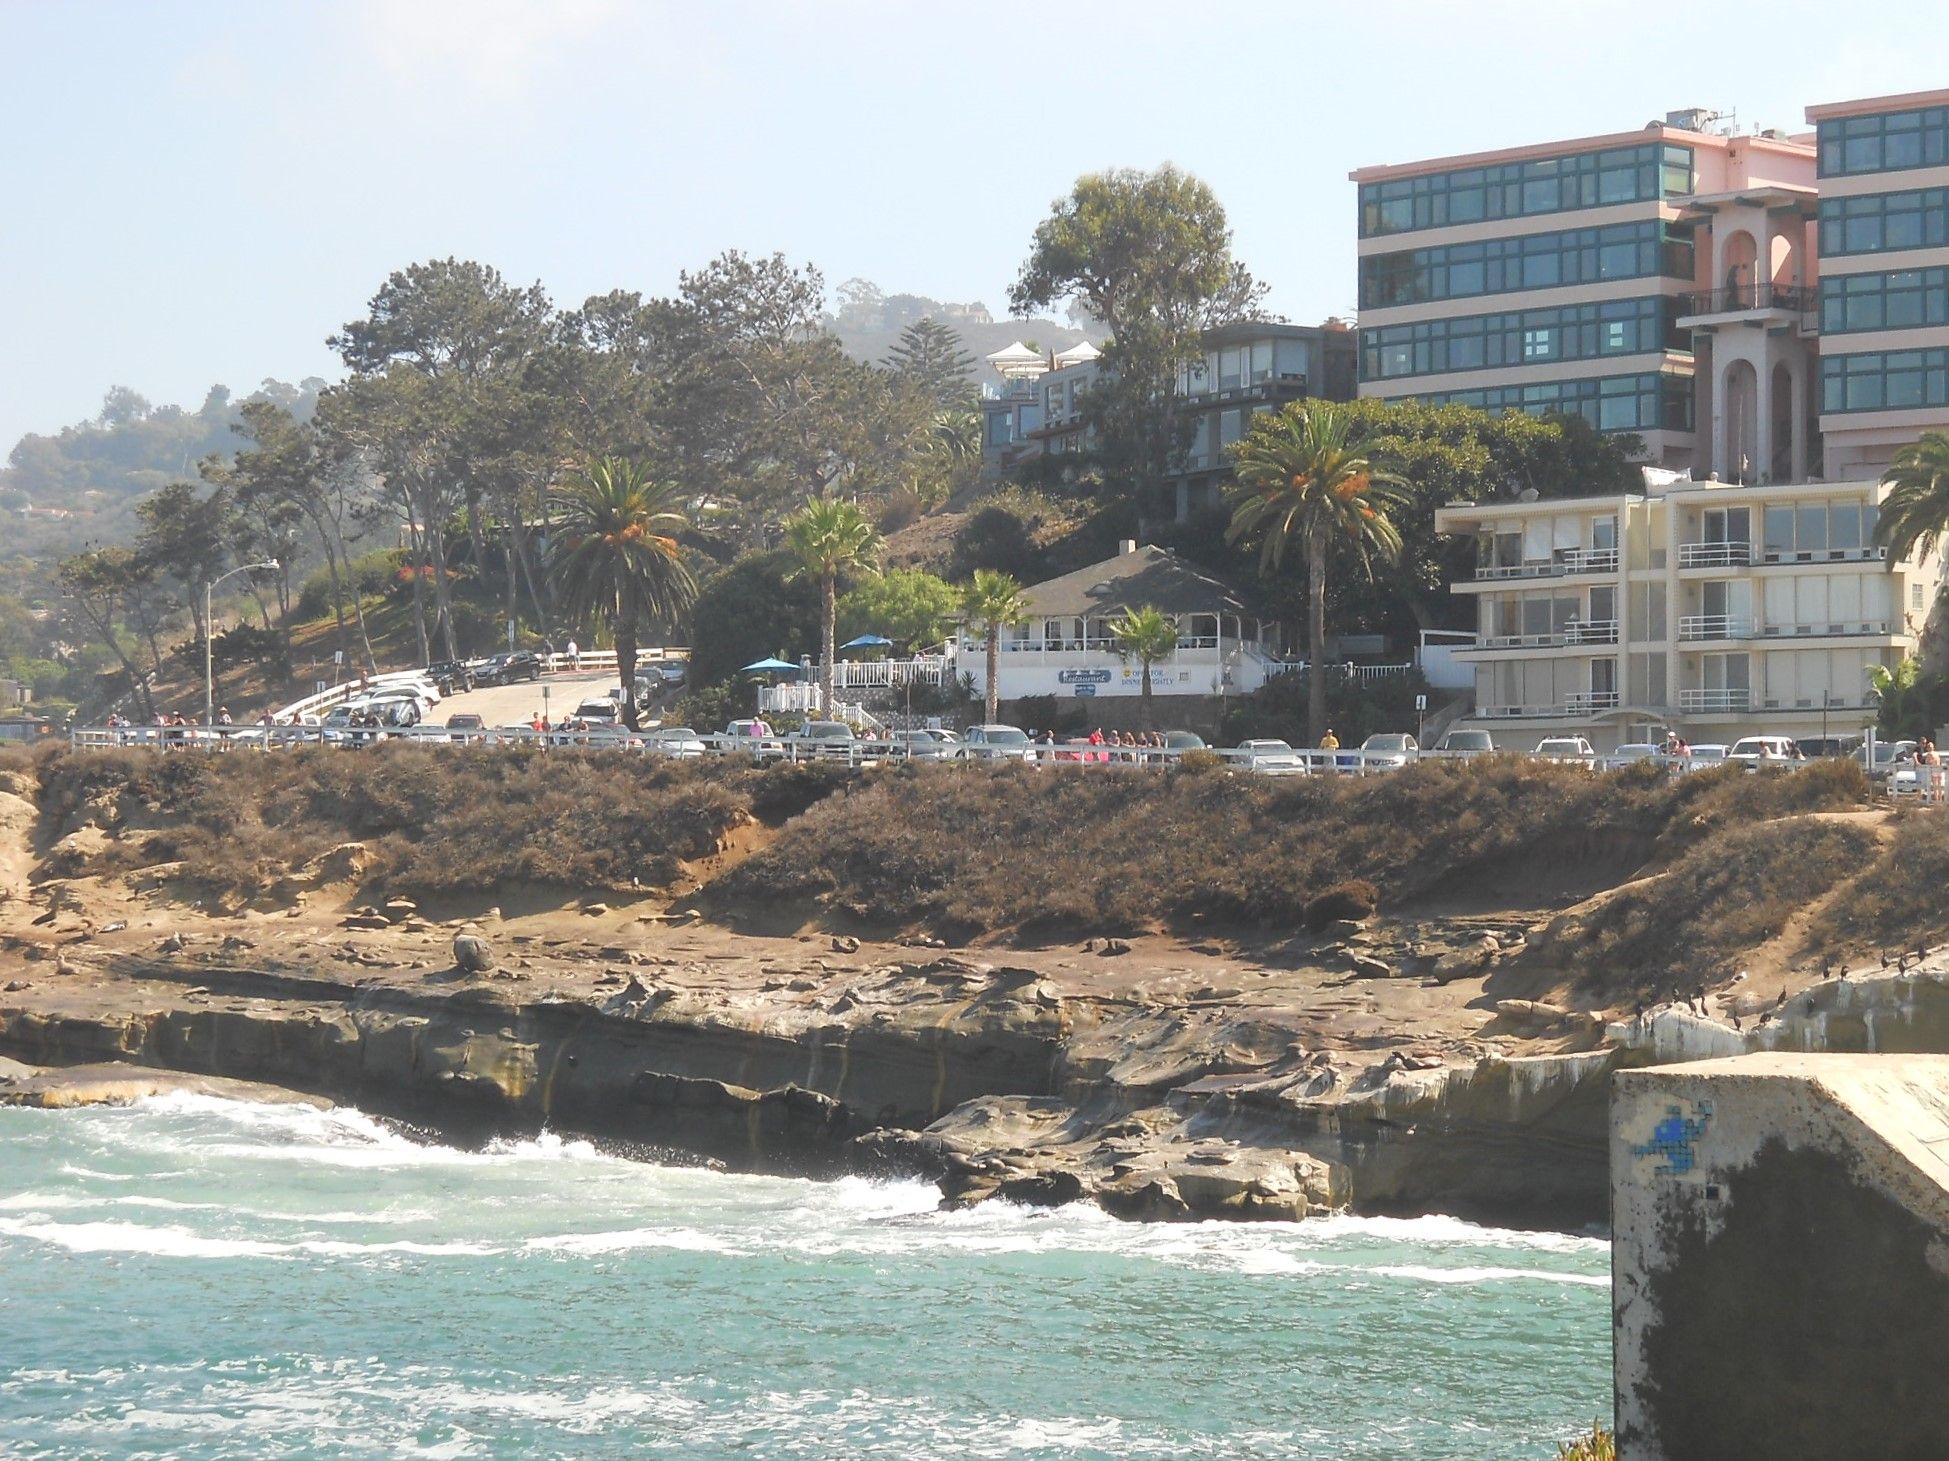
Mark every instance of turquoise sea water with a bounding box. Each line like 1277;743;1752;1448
0;1097;1611;1458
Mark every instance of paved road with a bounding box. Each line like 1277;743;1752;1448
434;671;624;728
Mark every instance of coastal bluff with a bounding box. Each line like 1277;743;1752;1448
1612;1053;1949;1459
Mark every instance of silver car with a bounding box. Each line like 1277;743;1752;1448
1233;739;1307;776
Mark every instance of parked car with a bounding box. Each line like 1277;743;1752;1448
1684;743;1729;769
1862;738;1917;785
1610;742;1661;763
1727;735;1802;768
1359;732;1418;769
572;698;622;725
782;721;859;757
1434;728;1496;757
442;713;485;731
1162;730;1206;754
1233;738;1307;776
474;651;543;685
425;659;475;695
888;728;958;760
1798;734;1865;760
644;726;706;758
960;724;1035;761
724;719;777;741
653;659;688;686
1534;736;1596;761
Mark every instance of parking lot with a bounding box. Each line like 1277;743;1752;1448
437;670;624;728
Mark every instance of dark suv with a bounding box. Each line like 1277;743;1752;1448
425;659;475;695
475;651;543;685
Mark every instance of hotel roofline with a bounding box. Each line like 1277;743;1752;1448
1348;124;1811;185
1806;87;1949;122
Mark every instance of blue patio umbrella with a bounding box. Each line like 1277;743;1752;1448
741;656;799;673
839;634;894;650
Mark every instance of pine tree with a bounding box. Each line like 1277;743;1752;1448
884;318;978;412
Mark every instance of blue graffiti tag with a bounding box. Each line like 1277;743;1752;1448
1632;1101;1713;1177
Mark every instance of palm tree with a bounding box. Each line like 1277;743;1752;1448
1875;432;1949;567
962;569;1028;724
1870;657;1929;738
785;497;881;718
546;457;695;731
1225;402;1408;747
1108;604;1180;728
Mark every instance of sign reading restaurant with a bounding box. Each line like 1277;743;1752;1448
1058;669;1113;685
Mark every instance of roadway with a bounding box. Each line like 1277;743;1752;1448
438;671;624;727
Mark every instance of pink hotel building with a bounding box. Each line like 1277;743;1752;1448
1353;91;1949;750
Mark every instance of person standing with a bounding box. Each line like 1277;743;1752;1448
1319;728;1340;750
565;638;579;671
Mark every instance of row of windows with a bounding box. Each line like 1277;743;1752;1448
1399;371;1695;434
1821;267;1949;334
1358;143;1692;238
1818;188;1949;257
1359;222;1693;309
1821;349;1949;413
1817;107;1949;178
1360;297;1683;382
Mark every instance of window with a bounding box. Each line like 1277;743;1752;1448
1820;268;1949;335
1818;107;1949;178
1399;371;1693;435
1358;142;1688;237
1819;188;1949;257
1358;297;1679;382
1358;222;1690;309
1822;350;1949;414
1915;583;1926;612
1218;348;1243;389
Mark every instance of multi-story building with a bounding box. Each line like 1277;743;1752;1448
1353;112;1821;474
978;322;1356;520
1807;88;1949;478
1432;473;1937;749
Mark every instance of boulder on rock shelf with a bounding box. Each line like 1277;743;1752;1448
1348;952;1394;980
452;933;494;974
1494;998;1570;1030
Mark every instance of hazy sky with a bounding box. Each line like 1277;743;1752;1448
2;0;1942;449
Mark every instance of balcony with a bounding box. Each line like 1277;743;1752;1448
1756;545;1887;566
1756;619;1896;639
1564;690;1621;712
1678;614;1755;642
1678;541;1753;569
1472;546;1620;581
1680;688;1752;713
1677;283;1816;320
1474;619;1619;651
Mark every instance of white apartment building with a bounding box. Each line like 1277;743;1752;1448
1433;473;1938;750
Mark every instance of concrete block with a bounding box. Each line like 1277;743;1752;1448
1612;1053;1949;1459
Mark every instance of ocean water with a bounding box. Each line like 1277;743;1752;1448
0;1097;1611;1458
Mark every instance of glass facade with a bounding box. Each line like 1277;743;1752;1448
1359;142;1693;238
1821;349;1949;412
1817;106;1949;178
1360;297;1684;382
1398;371;1694;433
1818;188;1949;257
1359;221;1693;309
1820;268;1949;334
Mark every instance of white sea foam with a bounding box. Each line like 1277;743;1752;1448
521;1227;747;1256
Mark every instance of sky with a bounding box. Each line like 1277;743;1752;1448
1;0;1943;451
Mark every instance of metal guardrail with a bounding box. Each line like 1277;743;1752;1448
63;724;1852;781
1678;283;1815;317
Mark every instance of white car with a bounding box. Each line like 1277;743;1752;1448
1359;732;1418;769
572;698;622;725
1727;735;1801;768
960;725;1035;761
1233;739;1307;775
644;726;707;758
1534;736;1596;761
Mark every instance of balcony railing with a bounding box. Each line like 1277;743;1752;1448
1679;688;1752;713
1756;619;1896;639
1564;690;1621;711
1757;545;1888;565
1474;619;1619;650
1678;614;1755;641
1677;283;1815;317
1472;546;1619;581
1678;541;1753;569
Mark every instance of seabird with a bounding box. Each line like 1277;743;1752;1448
1776;988;1788;1007
1882;950;1893;970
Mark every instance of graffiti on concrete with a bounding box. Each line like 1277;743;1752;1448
1633;1100;1713;1177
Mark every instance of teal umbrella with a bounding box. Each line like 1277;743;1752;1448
741;657;799;673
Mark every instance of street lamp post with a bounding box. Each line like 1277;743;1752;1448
205;561;279;727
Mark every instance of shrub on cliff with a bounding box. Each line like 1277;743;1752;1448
1302;880;1379;932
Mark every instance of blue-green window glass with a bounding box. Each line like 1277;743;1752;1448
1359;222;1693;309
1821;350;1949;413
1818;189;1949;257
1818;108;1949;178
1393;372;1693;434
1358;143;1692;238
1820;269;1949;334
1358;298;1684;382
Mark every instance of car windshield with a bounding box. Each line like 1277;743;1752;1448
657;728;697;739
1445;732;1492;749
1364;735;1411;751
982;728;1028;745
1244;741;1293;754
